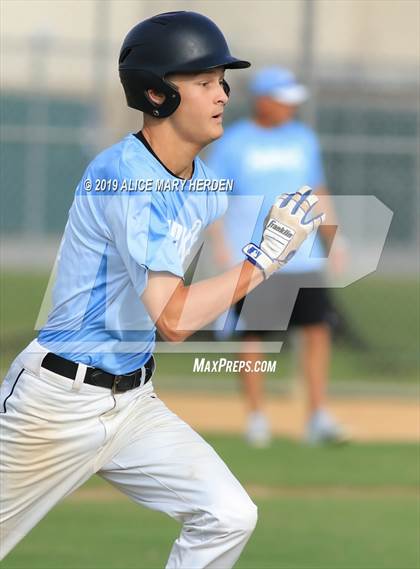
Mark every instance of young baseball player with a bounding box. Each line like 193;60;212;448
0;13;324;568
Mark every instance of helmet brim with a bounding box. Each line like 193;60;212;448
166;55;251;74
223;56;251;69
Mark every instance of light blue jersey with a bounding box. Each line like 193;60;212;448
38;134;227;373
206;119;326;273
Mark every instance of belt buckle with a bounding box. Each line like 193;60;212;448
112;373;138;394
112;375;123;394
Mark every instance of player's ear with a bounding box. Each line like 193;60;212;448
145;89;166;107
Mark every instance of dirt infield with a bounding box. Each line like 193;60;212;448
157;391;419;442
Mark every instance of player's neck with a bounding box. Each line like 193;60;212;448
141;126;198;179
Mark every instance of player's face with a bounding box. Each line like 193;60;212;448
168;68;229;146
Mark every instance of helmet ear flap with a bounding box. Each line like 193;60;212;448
119;69;181;117
222;79;230;97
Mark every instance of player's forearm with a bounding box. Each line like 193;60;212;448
157;260;264;342
206;218;224;243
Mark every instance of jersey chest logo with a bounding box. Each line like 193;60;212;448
168;219;203;262
246;147;305;172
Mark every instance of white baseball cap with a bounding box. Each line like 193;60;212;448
250;66;308;105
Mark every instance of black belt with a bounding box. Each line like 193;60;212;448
41;353;155;393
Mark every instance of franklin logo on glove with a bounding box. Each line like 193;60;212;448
266;220;294;239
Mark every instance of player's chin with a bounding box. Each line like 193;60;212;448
208;121;224;141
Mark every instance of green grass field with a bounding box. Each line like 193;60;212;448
1;272;419;568
3;436;419;569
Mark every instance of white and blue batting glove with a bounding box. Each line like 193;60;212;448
242;186;326;279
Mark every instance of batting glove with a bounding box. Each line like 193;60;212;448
242;186;326;279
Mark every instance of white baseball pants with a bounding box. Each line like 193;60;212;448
0;340;257;568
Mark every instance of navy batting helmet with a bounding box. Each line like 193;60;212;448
119;11;250;117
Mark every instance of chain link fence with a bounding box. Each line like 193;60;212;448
1;35;418;252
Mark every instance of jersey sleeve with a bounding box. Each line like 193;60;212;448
105;192;184;294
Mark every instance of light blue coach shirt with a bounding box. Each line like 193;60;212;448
206;119;326;273
38;134;227;373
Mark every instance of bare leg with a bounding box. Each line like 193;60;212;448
239;335;271;446
239;335;265;413
300;323;349;443
300;323;331;414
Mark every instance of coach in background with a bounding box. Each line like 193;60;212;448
207;66;348;446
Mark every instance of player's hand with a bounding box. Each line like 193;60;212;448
242;186;325;279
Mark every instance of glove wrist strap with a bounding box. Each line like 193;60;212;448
242;243;275;279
